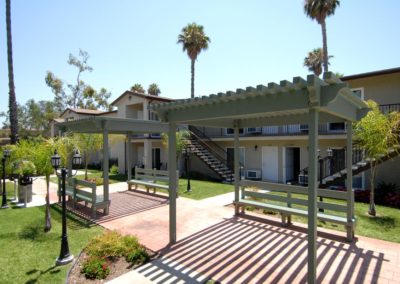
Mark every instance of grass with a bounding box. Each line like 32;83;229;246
0;183;103;284
49;170;127;186
155;178;234;200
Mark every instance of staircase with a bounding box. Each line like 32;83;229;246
185;126;235;183
299;145;400;188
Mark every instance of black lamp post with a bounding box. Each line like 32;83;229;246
1;149;11;209
182;146;192;192
51;149;82;266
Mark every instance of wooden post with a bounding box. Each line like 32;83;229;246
127;134;132;181
168;123;177;244
103;129;109;215
307;108;319;284
234;121;240;215
346;121;354;241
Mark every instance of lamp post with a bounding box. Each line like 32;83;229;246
1;149;11;209
51;149;82;266
182;146;192;192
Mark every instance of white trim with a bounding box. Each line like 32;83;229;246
351;87;365;100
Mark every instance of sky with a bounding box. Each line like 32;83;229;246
0;0;399;122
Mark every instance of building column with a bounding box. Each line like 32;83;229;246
126;134;132;180
143;140;152;169
307;108;319;284
168;123;177;244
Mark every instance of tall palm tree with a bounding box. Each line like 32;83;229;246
304;0;340;73
304;48;333;76
6;0;19;144
177;23;210;98
130;83;145;93
148;83;161;96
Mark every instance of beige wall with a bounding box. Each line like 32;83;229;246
346;72;400;105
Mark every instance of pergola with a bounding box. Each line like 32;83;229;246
58;117;170;214
151;73;369;284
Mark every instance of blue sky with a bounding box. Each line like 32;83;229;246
0;0;399;120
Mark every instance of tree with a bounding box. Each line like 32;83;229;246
76;133;103;180
304;0;340;73
303;48;333;76
162;129;189;164
34;139;56;232
148;83;161;96
130;84;145;93
45;50;112;112
177;23;210;98
354;100;399;216
6;0;19;144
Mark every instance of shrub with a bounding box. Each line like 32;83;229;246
83;230;150;278
110;164;119;175
81;256;110;280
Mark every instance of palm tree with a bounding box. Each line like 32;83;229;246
304;48;333;76
304;0;340;73
148;83;161;96
177;23;210;98
130;83;145;93
6;0;19;144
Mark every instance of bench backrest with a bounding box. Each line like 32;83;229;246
240;179;353;215
135;167;179;185
69;178;97;203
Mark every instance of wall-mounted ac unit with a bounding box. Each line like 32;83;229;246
247;127;262;134
246;169;261;180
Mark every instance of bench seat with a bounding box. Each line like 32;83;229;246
237;199;353;226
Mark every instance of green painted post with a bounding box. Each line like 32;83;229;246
103;129;109;214
168;123;177;244
234;123;240;215
307;108;319;284
346;121;354;241
127;134;132;181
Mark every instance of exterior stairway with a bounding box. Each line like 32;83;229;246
300;145;400;188
185;126;235;183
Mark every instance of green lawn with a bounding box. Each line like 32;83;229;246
0;183;103;284
175;178;234;200
49;170;127;186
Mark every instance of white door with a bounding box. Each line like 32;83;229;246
262;146;279;182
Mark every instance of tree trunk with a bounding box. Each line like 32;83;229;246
6;0;19;144
44;175;52;232
85;154;88;180
191;59;195;98
321;19;329;73
368;163;376;216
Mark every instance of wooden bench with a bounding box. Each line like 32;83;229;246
235;180;355;241
127;167;178;194
58;178;110;219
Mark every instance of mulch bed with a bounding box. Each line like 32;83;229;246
67;249;158;284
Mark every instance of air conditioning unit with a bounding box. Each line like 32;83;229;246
299;124;308;132
246;169;261;180
247;127;262;134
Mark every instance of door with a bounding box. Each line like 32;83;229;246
262;146;278;182
284;147;300;183
152;148;161;170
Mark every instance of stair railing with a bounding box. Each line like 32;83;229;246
186;126;244;180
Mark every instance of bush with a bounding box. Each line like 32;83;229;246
354;182;400;208
82;230;149;280
110;164;119;175
81;256;110;280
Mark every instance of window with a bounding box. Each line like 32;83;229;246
328;122;345;132
149;111;159;121
352;88;364;99
225;128;244;135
